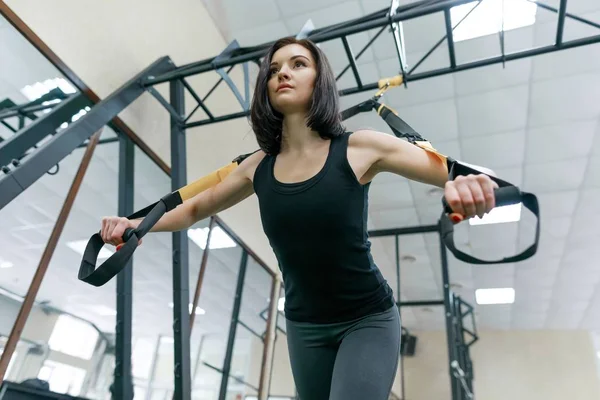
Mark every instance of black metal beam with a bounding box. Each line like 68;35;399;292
182;78;215;122
397;300;445;307
341;36;362;88
113;132;135;400
341;33;600;96
368;224;439;237
444;9;457;68
219;250;249;400
144;0;475;86
556;0;568;45
439;228;459;399
336;26;386;82
0;93;91;168
170;78;192;400
181;30;600;130
185;110;250;129
0;56;174;211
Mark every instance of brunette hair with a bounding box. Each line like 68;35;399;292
249;37;345;155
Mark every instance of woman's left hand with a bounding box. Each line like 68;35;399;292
444;174;499;220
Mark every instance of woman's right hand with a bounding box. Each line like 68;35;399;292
101;216;138;247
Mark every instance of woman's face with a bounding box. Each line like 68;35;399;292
267;43;317;114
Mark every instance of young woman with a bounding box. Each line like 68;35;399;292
101;37;497;399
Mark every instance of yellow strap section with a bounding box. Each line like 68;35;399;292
178;162;238;201
414;141;448;171
376;75;404;97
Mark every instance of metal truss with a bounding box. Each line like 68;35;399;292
139;0;600;130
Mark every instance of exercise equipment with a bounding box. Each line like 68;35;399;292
78;74;540;287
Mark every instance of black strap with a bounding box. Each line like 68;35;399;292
339;99;541;265
78;192;181;286
439;159;540;264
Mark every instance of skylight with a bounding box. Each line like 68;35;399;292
475;288;515;304
187;226;237;250
451;0;537;42
278;297;285;312
20;77;76;101
469;203;522;226
67;239;114;259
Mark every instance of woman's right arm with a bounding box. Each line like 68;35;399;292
101;151;264;246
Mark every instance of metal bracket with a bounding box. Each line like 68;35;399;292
389;0;408;87
212;40;252;112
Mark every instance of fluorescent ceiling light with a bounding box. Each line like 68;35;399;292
0;258;13;269
451;0;537;42
469;203;522;226
188;226;237;250
277;297;285;312
20;77;76;101
476;288;515;304
67;240;114;259
169;302;206;315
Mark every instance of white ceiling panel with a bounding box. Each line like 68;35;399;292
453;58;532;97
219;0;282;31
285;1;363;34
454;25;535;65
383;72;455;109
582;156;600;187
402;12;448;55
472;264;515;288
456;85;529;137
460;129;526;168
336;60;380;91
534;190;579;217
523;158;588;192
525;119;597;163
528;72;600;127
491;166;524;186
397;98;459;141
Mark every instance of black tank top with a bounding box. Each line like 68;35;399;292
253;131;395;323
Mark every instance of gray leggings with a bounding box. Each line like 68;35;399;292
285;305;401;400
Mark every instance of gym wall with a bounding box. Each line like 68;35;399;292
401;329;600;400
4;0;281;276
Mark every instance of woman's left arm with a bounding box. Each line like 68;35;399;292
353;129;499;220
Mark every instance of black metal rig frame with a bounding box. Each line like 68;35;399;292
1;0;599;399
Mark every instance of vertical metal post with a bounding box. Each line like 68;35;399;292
170;78;192;400
0;130;101;384
556;0;568;46
395;235;405;400
395;235;401;300
114;132;135;400
258;277;282;400
444;8;457;68
439;228;459;400
218;250;249;400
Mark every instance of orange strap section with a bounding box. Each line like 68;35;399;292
178;162;238;201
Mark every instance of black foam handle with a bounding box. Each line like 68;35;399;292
442;186;522;215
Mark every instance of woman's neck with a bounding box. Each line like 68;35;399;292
280;112;326;154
